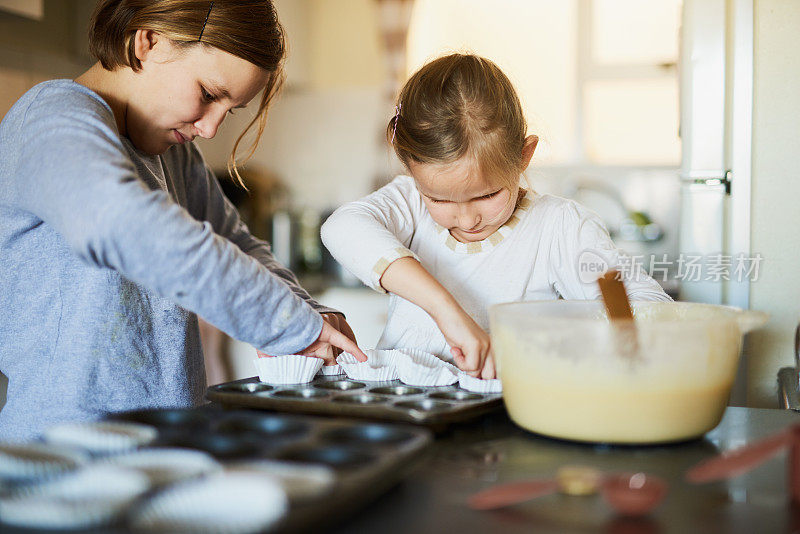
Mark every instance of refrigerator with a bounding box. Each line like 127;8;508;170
679;0;754;405
678;0;753;310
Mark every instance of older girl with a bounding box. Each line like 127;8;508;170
0;0;365;440
322;54;669;380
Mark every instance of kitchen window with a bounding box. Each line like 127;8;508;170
406;0;681;166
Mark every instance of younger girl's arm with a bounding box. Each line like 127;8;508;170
379;257;493;378
320;176;421;291
321;176;493;377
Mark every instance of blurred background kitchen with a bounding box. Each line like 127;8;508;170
1;0;798;409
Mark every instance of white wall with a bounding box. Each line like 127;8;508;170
747;0;800;407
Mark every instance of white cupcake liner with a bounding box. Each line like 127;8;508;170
0;442;87;484
130;471;288;534
458;372;503;394
225;460;335;501
0;465;151;529
43;421;158;455
253;355;324;385
337;350;401;381
395;349;459;387
102;447;221;486
317;363;344;375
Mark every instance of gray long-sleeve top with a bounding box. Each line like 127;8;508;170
0;80;334;440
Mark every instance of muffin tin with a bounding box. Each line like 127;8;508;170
0;407;430;533
120;406;429;532
206;375;504;427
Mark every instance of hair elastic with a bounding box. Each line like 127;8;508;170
390;103;402;144
198;2;214;41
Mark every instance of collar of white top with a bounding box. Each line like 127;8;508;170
434;189;536;254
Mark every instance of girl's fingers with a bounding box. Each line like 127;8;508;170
481;354;496;379
451;346;481;375
450;347;467;368
321;314;341;356
324;324;368;362
337;319;358;345
322;314;360;357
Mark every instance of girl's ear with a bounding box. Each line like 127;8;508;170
521;135;539;169
133;29;161;65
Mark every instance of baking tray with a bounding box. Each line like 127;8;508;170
206;375;504;428
115;406;431;532
0;407;431;534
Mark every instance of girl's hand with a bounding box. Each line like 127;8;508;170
301;318;368;363
450;346;496;379
480;352;497;380
256;314;368;364
434;306;492;378
319;313;358;356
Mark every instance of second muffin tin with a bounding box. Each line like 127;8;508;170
109;406;431;532
206;375;504;427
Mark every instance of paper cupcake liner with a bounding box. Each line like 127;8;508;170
130;471;288;534
43;421;158;455
0;443;87;484
0;495;131;529
253;355;324;385
337;350;401;381
457;372;503;394
317;363;344;376
0;465;150;529
102;447;221;486
14;464;150;500
395;349;459;387
225;460;335;502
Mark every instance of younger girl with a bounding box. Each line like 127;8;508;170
321;54;670;379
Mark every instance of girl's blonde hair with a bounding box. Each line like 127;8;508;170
88;0;286;187
388;53;527;193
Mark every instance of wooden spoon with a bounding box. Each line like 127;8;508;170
597;270;633;320
597;269;639;356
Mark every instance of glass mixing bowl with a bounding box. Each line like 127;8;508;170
489;301;768;444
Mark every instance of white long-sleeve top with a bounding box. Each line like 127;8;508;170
321;175;671;361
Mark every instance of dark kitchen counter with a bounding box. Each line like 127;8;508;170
331;406;799;534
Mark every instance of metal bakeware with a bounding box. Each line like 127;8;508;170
107;406;431;533
0;408;430;533
206;375;504;427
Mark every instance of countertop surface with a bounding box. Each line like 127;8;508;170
1;406;794;533
331;406;799;534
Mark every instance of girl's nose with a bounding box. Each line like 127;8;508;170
194;109;226;139
457;205;480;230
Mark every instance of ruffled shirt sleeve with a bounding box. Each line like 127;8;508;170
320;175;423;292
548;200;672;302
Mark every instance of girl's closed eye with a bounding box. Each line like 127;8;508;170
200;85;216;103
200;86;236;115
477;191;501;201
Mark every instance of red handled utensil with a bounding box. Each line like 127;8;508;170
468;466;667;516
468;479;560;510
686;424;798;503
